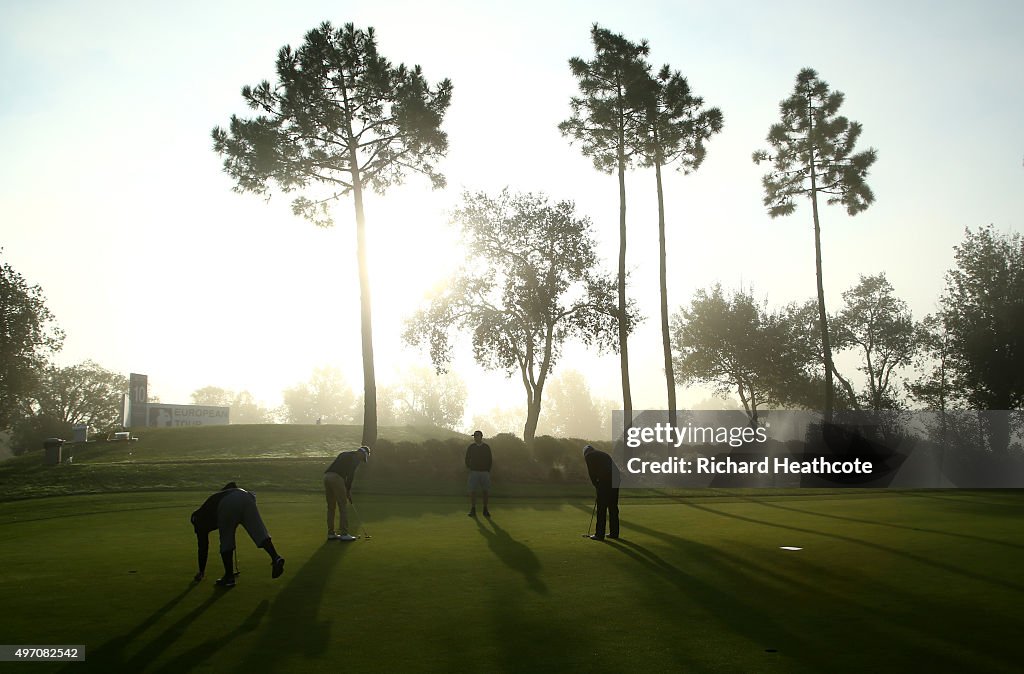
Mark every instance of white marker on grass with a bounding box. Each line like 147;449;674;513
779;546;803;551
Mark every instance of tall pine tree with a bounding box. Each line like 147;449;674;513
637;65;723;426
560;25;649;427
213;23;452;445
753;68;877;422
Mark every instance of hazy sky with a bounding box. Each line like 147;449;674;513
2;0;1022;426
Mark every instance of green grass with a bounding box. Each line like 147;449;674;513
2;426;1022;672
2;490;1023;673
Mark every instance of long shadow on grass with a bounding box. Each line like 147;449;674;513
679;500;1024;593
475;517;547;594
906;490;1024;509
635;494;1024;594
0;503;193;526
486;586;589;674
605;534;829;671
743;496;1024;550
624;517;1022;672
63;583;224;672
232;542;349;673
151;600;269;673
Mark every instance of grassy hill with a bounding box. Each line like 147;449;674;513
59;423;465;461
0;424;475;501
0;424;896;502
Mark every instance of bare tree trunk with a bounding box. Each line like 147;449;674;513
350;159;377;447
617;132;633;430
831;365;862;412
811;191;835;424
655;156;676;427
524;396;542;446
807;95;835;425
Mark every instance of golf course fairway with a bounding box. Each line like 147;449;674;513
1;490;1022;673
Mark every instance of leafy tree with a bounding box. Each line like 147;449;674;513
190;386;233;407
538;369;604;441
231;391;279;424
831;273;920;410
0;253;64;430
752;68;878;421
671;285;821;425
282;366;357;424
391;366;467;429
13;361;127;450
405;190;626;444
212;22;452;446
33;360;128;428
636;65;723;427
938;226;1023;452
908;313;953;413
357;385;397;427
560;24;650;426
191;386;277;423
470;406;526;438
692;395;743;411
908;313;955;447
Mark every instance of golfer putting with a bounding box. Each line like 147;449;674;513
190;482;285;587
324;446;370;541
583;445;620;541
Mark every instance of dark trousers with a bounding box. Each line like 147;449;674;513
595;486;619;538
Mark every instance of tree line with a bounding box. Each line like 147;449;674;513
192;365;468;429
671;225;1023;433
211;20;1018;447
3;21;1019;456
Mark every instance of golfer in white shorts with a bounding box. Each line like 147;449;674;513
465;431;492;517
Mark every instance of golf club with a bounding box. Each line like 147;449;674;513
350;501;372;540
582;498;597;538
234;548;240;577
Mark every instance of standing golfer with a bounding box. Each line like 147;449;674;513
324;446;370;541
465;430;492;517
191;482;285;587
583;445;620;540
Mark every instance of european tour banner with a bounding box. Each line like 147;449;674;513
147;404;230;428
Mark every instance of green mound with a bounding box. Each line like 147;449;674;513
0;424;468;501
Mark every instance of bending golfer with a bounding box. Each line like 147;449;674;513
324;446;370;541
191;482;285;587
583;445;620;541
465;430;492;517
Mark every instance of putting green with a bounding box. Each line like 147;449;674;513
1;490;1022;673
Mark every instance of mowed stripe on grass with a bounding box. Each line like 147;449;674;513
1;491;1022;673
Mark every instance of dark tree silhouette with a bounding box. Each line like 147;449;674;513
636;65;723;427
753;68;877;422
13;360;127;451
671;285;821;426
908;313;954;443
560;25;650;428
938;226;1024;452
831;273;920;411
0;252;64;431
404;191;627;445
212;22;452;446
